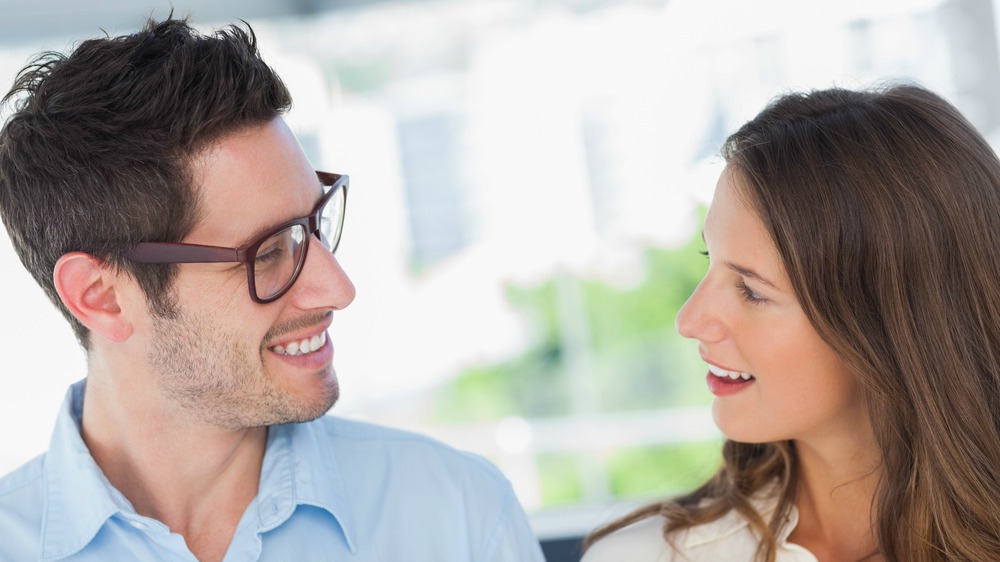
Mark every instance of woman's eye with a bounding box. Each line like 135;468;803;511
736;279;767;305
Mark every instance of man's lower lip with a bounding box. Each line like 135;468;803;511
705;372;754;396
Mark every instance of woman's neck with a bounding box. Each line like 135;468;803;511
787;431;882;561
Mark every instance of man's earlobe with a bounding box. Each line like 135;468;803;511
53;253;133;343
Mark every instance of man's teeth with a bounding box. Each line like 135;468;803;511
708;365;754;381
273;332;327;356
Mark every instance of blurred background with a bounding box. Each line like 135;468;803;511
2;0;1000;559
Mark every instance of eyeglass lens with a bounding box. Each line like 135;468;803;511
320;187;346;250
253;224;307;300
252;184;346;301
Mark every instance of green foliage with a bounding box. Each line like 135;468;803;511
537;454;585;506
432;226;711;422
533;441;723;506
435;344;569;421
606;441;722;498
431;219;721;506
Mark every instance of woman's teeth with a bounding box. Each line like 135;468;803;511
273;332;327;356
708;364;754;381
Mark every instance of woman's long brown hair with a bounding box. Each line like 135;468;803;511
585;84;1000;561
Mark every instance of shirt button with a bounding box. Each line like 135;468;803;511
129;520;148;531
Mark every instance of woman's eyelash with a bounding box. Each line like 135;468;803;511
701;250;766;304
736;279;767;305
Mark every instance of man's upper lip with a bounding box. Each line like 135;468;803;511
267;320;333;348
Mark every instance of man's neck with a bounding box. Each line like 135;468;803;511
80;367;267;562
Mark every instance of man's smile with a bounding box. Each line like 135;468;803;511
271;331;328;356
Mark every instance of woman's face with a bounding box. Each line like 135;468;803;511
676;168;865;445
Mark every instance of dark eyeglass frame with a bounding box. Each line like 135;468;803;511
125;171;349;304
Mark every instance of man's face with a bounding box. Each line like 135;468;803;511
140;118;356;429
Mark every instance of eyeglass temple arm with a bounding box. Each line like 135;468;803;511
127;172;345;265
126;242;245;264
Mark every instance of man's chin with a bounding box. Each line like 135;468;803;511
286;398;337;424
282;378;339;424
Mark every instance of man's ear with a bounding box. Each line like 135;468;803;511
53;253;133;343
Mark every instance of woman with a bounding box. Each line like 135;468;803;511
582;84;1000;561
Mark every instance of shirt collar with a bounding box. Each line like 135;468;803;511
252;419;358;553
41;380;133;560
39;379;359;558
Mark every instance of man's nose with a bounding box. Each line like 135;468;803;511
288;239;356;310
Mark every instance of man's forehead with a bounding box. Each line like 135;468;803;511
183;120;320;247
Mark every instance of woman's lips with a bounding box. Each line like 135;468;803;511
704;363;755;396
705;371;755;396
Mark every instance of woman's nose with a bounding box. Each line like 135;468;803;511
675;277;726;343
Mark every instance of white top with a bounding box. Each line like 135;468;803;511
582;495;819;562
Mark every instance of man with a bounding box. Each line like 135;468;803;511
0;18;545;562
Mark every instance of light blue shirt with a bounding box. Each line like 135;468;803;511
0;381;545;561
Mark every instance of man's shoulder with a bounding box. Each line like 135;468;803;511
311;414;457;446
0;453;46;501
309;415;503;466
0;454;47;557
284;417;544;561
308;413;441;441
301;415;509;484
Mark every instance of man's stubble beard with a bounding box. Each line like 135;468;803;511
147;306;338;430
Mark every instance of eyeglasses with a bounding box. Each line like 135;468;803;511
126;171;349;304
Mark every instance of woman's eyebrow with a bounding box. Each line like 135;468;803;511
726;262;778;289
702;231;780;289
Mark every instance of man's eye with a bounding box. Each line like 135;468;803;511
256;236;292;265
256;245;285;264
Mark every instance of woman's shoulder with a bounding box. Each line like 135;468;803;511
581;506;770;562
581;515;673;562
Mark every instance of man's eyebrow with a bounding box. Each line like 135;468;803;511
234;225;269;249
234;177;326;248
726;262;778;289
